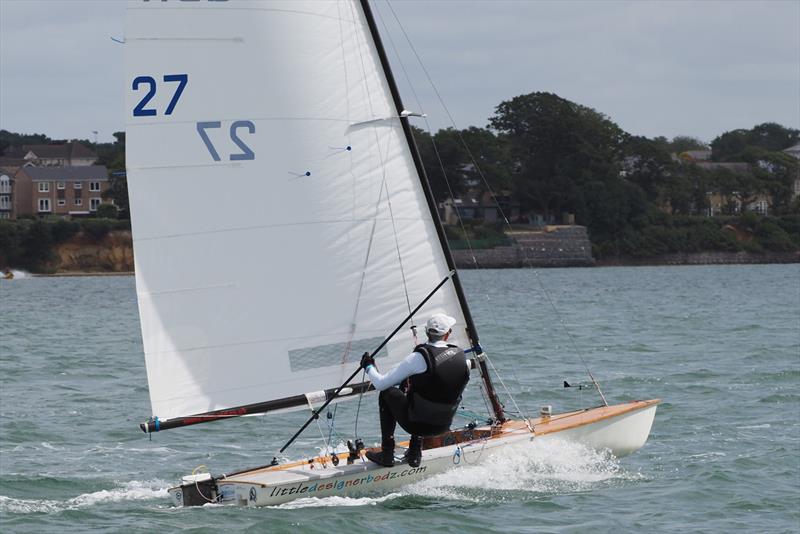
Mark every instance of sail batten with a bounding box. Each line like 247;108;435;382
127;0;472;424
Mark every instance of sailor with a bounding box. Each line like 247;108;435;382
361;313;470;468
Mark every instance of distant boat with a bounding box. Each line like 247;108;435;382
125;0;658;507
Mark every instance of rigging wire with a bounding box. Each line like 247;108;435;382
345;0;426;441
309;398;332;457
381;0;608;407
374;5;531;422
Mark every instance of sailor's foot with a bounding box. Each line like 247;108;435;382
403;436;422;468
365;449;394;467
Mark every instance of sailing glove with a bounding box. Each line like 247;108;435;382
360;352;375;370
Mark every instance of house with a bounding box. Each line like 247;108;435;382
4;142;97;167
678;149;712;162
14;166;111;218
439;190;520;225
783;142;800;160
695;161;750;173
782;143;800;199
0;167;18;220
706;191;771;216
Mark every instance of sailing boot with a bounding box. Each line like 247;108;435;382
403;435;423;468
365;438;395;467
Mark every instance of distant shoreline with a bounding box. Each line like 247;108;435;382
593;251;800;267
32;271;134;277
21;251;798;278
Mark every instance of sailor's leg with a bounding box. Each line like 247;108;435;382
405;435;423;467
400;423;448;467
367;388;407;467
378;387;408;446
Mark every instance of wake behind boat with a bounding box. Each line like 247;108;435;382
124;0;659;508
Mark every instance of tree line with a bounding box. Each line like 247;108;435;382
2;91;798;258
411;92;799;256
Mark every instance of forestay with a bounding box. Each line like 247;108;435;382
125;0;469;423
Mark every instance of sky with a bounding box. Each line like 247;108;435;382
0;0;798;144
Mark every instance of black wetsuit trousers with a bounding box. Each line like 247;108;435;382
378;387;448;447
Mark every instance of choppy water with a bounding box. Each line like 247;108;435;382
1;265;798;533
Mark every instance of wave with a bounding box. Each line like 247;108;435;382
0;480;168;514
408;438;637;497
271;492;401;509
266;438;638;509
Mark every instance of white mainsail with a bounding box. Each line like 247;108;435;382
125;0;470;423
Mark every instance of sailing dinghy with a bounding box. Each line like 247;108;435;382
125;0;659;507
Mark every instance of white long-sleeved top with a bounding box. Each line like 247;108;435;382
365;340;471;392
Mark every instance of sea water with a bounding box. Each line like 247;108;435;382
1;265;798;533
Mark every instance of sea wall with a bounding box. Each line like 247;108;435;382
452;226;595;269
33;227;798;274
595;251;800;267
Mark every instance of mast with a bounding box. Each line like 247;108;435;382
359;0;505;422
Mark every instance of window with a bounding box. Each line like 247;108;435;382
38;182;50;193
90;198;101;211
75;198;83;206
89;181;101;192
38;198;51;212
57;182;65;190
0;195;9;209
73;182;82;189
57;199;66;207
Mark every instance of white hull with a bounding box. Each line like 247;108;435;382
168;400;659;507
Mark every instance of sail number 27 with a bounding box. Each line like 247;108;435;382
131;72;256;161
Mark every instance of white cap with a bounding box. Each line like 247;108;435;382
425;313;457;336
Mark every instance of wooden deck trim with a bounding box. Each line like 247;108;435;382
529;399;661;437
216;399;660;483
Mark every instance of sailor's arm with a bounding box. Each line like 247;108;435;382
467;352;485;370
365;352;427;391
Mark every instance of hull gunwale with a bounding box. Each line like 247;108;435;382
168;399;660;507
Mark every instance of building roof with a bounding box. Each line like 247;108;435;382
696;161;750;173
0;166;21;178
783;142;800;157
20;165;109;182
0;157;28;167
681;149;712;161
23;142;97;160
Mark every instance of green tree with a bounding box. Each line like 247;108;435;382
489;92;626;224
710;129;749;161
748;123;799;152
103;132;129;218
95;203;119;219
622;136;673;204
0;221;22;267
711;123;799;161
19;220;54;270
412;127;459;202
0;130;52;156
669;136;708;154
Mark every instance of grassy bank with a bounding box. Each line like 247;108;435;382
591;213;799;260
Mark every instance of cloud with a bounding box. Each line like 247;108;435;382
1;0;797;143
